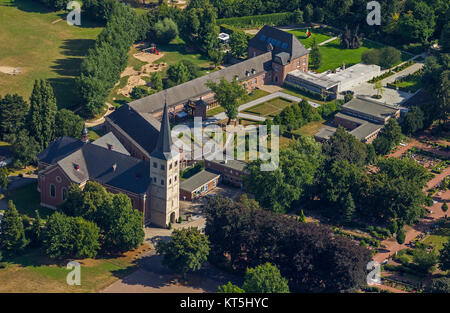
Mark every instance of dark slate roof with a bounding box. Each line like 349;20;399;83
91;132;130;156
106;104;161;155
180;169;220;193
129;52;273;114
151;100;175;161
248;26;308;60
37;136;84;165
274;52;291;65
57;142;151;194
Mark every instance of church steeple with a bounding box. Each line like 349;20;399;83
151;97;174;160
81;122;89;144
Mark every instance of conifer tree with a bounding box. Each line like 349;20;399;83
342;192;355;224
0;201;28;254
310;38;322;70
442;202;448;213
27;80;57;151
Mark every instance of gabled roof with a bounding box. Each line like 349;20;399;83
106;104;161;155
37;136;84;165
91;132;130;156
129;52;273;114
248;26;308;60
56;143;151;194
180;169;220;193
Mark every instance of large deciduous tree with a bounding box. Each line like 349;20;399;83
206;78;246;124
156;227;210;278
242;263;290;293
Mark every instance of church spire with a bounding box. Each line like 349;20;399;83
81;122;89;144
151;96;173;160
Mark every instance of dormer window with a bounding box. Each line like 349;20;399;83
235;75;239;81
107;144;113;150
251;69;256;75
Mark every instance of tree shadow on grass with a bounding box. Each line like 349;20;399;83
60;39;96;57
9;0;54;14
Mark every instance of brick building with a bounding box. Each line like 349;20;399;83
38;103;180;228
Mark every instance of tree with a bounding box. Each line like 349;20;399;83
322;126;368;167
230;30;248;59
5;129;40;167
402;106;424;135
310;38;321;70
397;2;435;44
208;48;223;69
442;202;448;213
0;167;9;193
55;109;84;139
426;277;450;293
0;94;28;141
412;245;438;273
0;201;28;254
245;136;323;213
242;263;289;293
156;227;210;278
304;4;313;23
440;22;450;53
130;86;152;100
29;210;42;247
342;192;355;224
150;71;163;91
166;61;191;86
396;227;406;244
340;25;362;49
293;9;303;24
373;118;402;155
362;49;380;65
439;241;450;271
43;212;100;259
27;79;57;151
206;78;246;125
154;17;179;44
373;81;384;98
183;0;219;51
96;193;145;253
379;47;401;69
217;282;245;293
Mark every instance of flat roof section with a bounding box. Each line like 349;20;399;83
180;170;221;193
342;98;399;120
207;159;248;172
287;70;339;89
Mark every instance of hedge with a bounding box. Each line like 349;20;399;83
219;24;253;40
217;12;294;29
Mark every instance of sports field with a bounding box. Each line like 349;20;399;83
0;0;103;108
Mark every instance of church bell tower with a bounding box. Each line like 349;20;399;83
149;99;180;227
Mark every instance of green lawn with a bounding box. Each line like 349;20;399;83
291;119;326;137
0;0;103;109
243;97;293;117
0;245;149;292
154;37;215;78
288;28;335;48
314;39;384;73
6;182;53;220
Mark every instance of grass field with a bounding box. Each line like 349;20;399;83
314;39;384;73
288;28;335;48
243;97;293;118
154;37;215;78
0;0;103;108
291;119;326;137
5;182;53;219
0;245;150;292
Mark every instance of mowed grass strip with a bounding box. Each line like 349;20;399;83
0;0;103;108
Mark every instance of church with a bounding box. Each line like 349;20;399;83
37;101;179;228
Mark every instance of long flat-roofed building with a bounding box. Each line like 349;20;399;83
315;97;400;143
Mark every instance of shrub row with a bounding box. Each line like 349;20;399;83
217;12;295;29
